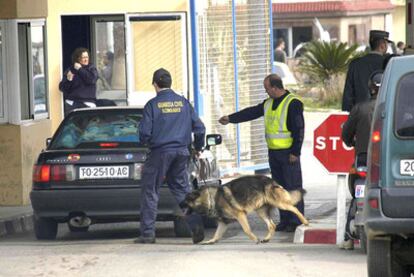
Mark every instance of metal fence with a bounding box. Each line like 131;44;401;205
196;0;272;175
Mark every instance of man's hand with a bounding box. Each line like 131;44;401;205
74;62;82;70
289;154;298;164
67;70;74;81
218;116;230;125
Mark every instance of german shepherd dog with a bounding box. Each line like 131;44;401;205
183;175;308;244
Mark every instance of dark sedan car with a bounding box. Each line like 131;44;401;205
30;107;221;240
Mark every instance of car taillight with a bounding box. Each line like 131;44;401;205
368;113;383;187
368;198;379;209
33;164;75;183
100;142;119;148
357;171;367;178
371;130;381;142
369;130;381;185
51;165;75;181
33;165;51;182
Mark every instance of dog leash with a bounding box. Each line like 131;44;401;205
193;155;208;187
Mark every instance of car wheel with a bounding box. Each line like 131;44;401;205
34;216;58;240
202;216;217;228
357;226;367;254
67;224;89;233
173;216;192;237
367;238;410;277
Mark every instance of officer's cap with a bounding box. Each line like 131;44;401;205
152;68;172;88
369;30;393;43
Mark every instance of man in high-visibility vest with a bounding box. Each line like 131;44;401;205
219;73;305;232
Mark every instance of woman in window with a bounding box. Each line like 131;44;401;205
59;47;98;116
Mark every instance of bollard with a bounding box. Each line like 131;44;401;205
336;174;347;245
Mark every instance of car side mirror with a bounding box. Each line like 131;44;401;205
46;138;52;147
205;134;222;150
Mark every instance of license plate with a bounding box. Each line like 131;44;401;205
79;166;129;179
400;160;414;176
355;185;365;198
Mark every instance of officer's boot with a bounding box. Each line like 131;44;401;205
179;201;204;244
184;213;205;244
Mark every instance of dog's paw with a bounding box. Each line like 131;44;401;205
260;239;270;243
200;240;216;245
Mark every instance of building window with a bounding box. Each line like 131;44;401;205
18;21;48;120
92;16;127;106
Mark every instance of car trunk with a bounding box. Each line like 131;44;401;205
35;148;147;189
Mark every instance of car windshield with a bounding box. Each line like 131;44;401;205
50;110;143;149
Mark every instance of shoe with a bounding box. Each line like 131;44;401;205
185;214;205;244
191;222;205;244
276;222;288;231
134;236;156;244
339;240;354;250
284;224;299;233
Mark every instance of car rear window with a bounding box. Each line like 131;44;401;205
50;110;142;149
395;73;414;137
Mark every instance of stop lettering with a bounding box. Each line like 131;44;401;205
313;114;355;173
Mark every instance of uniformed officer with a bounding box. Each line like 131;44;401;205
136;68;206;244
340;70;382;250
219;73;305;232
341;30;391;112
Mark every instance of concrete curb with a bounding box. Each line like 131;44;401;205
0;213;33;238
294;223;337;244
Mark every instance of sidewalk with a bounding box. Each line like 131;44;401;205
0;205;33;237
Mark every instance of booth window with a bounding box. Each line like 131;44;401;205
18;21;48;120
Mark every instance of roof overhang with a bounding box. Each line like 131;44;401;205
272;1;395;19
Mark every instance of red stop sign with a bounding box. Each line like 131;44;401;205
313;113;355;174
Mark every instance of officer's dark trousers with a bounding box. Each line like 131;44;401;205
140;148;190;237
268;149;304;226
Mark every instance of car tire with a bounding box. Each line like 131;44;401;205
173;216;192;237
202;216;217;229
34;216;58;240
367;238;410;277
68;224;89;233
357;226;367;254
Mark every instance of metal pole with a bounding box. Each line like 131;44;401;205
189;0;201;114
336;174;347;245
231;0;241;168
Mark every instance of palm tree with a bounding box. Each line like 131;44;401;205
298;40;364;105
299;40;362;82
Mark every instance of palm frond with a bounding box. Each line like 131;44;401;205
298;40;362;83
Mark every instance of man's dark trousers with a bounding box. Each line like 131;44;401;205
268;149;304;226
140;148;190;237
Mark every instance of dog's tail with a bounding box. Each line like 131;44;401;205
268;179;306;205
288;189;307;205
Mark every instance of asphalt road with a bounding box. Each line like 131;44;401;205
0;221;367;277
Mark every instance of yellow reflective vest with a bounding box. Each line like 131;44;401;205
264;94;301;150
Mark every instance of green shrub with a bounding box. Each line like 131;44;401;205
297;40;364;107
